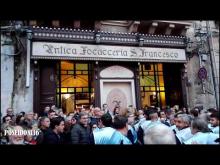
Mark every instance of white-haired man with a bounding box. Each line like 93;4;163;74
175;114;193;144
8;125;25;145
184;118;219;144
144;123;176;144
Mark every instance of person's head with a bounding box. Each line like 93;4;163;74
31;122;38;130
58;109;64;117
44;106;50;113
100;113;113;127
190;118;210;134
182;107;187;113
51;105;56;110
48;109;56;119
113;107;120;116
78;112;89;127
25;111;34;121
148;109;158;122
19;111;25;117
210;111;219;127
91;123;98;131
127;113;135;125
138;109;144;116
173;111;185;119
113;115;128;131
39;116;50;129
144;124;176;144
3;115;12;124
175;114;191;130
8;126;25;144
198;113;210;124
65;115;76;125
165;108;172;117
50;116;65;134
102;104;108;110
207;108;218;115
159;110;167;119
93;107;102;117
16;115;25;125
170;107;176;114
6;108;14;116
174;105;179;111
33;113;38;120
169;114;175;126
190;109;199;118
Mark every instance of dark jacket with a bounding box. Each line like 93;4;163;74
36;128;49;144
71;123;91;144
63;124;74;144
42;128;64;144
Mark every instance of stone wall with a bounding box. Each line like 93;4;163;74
1;34;34;116
1;34;14;116
185;21;219;110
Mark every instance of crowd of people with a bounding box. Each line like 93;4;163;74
0;105;219;145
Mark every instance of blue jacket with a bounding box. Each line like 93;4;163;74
184;132;219;144
93;127;116;144
109;131;132;145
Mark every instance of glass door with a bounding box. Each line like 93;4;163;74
56;61;94;114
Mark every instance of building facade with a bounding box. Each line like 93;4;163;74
1;20;219;116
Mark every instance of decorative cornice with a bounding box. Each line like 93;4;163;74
30;26;186;48
31;55;186;63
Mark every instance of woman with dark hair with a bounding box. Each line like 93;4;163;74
16;115;25;125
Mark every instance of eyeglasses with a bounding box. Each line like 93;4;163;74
6;119;11;121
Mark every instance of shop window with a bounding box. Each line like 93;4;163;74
56;61;94;113
139;63;166;108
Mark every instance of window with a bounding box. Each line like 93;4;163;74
139;63;166;108
56;61;94;113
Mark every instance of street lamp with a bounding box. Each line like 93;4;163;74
95;33;101;43
139;37;144;46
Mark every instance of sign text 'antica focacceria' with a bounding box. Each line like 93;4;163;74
32;42;186;61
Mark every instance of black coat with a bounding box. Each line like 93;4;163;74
42;128;64;144
36;128;48;144
71;123;92;144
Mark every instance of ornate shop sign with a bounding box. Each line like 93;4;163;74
32;42;186;62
